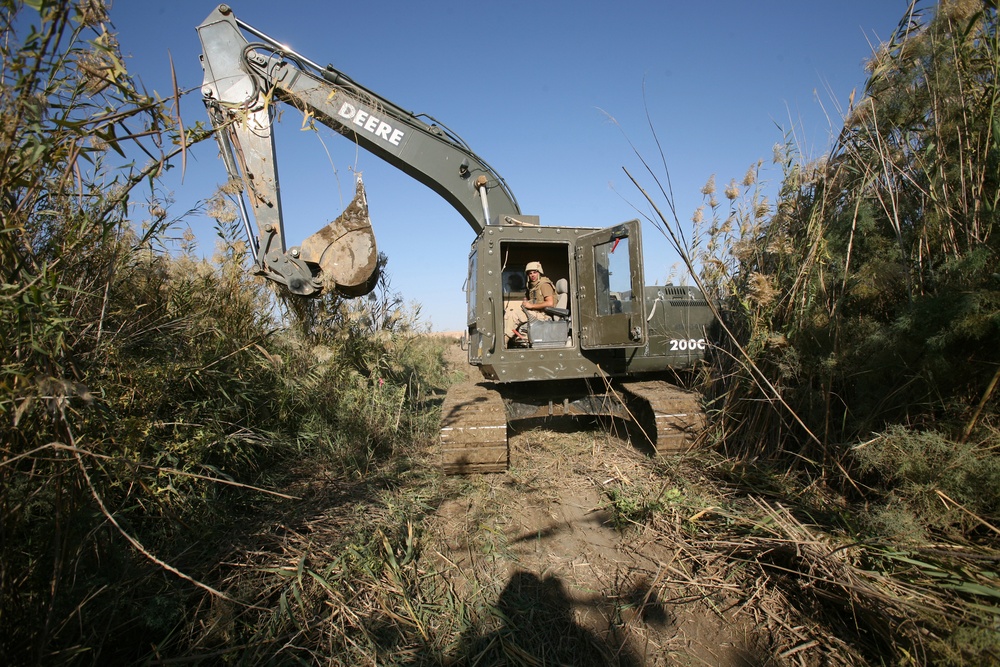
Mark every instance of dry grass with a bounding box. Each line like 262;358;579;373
54;336;985;666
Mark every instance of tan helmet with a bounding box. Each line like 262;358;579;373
525;261;543;275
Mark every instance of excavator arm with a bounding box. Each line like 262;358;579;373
197;4;522;296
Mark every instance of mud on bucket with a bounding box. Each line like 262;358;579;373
298;174;380;297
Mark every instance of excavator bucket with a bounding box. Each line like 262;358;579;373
299;174;379;297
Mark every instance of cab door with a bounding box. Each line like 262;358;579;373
575;219;648;349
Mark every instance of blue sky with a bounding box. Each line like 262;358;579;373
109;1;907;331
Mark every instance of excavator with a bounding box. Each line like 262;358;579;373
197;4;715;473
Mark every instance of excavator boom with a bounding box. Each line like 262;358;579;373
197;4;521;296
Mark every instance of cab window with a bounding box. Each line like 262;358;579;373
594;235;633;316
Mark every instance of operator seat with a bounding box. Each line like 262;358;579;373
546;278;570;319
529;277;572;349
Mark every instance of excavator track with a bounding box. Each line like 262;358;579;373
439;381;508;474
618;380;707;453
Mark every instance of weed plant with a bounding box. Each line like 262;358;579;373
0;2;452;664
621;1;1000;663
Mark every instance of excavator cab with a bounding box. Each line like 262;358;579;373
465;218;654;381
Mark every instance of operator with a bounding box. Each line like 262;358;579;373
505;261;556;346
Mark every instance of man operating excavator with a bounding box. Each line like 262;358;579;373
505;261;556;346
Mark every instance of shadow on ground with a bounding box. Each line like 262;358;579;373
448;570;642;666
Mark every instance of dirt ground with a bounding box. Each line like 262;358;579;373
429;435;779;666
423;340;785;667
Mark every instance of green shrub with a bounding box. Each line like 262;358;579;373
854;426;1000;542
